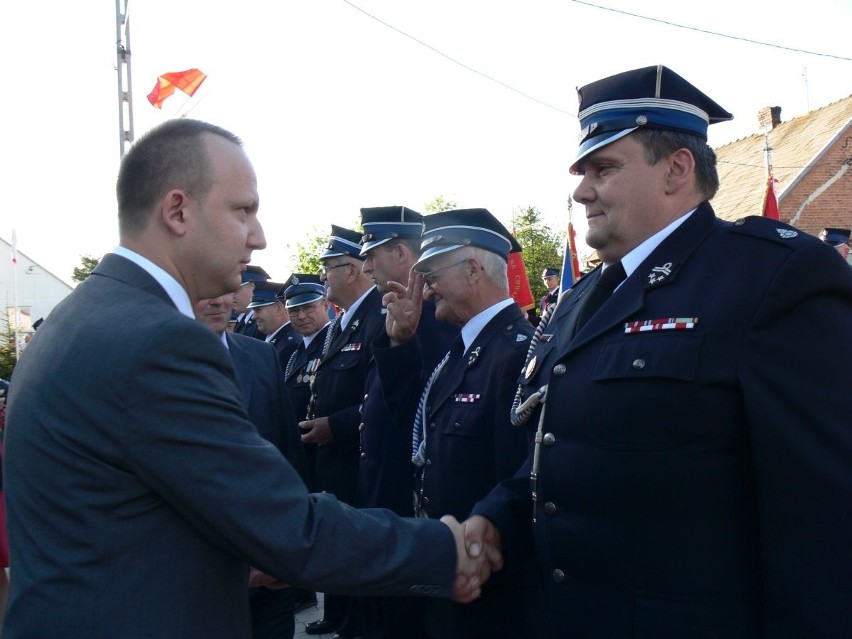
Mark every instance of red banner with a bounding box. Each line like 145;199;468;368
147;69;207;109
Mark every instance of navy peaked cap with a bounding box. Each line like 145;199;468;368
241;264;270;285
820;228;851;246
414;208;521;270
281;273;326;308
320;225;366;261
571;65;732;173
359;206;424;254
247;280;284;308
542;267;559;278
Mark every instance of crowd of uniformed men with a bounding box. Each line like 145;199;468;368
5;63;851;639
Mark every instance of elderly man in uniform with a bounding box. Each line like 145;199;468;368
463;65;852;637
379;208;536;639
299;226;386;639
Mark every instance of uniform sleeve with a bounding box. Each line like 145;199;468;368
740;243;852;635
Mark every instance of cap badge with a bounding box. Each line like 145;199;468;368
776;228;798;239
291;275;300;285
516;333;528;342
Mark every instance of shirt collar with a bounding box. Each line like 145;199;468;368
619;208;695;280
113;245;194;319
339;286;376;330
460;298;515;353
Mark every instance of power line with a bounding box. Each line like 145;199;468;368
573;1;852;62
341;0;575;117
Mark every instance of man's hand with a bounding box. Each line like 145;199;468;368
440;514;495;604
383;271;424;346
463;515;504;575
248;567;290;590
299;416;333;444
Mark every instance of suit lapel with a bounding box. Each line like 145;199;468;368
225;333;253;402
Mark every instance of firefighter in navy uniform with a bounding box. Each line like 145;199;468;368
376;208;537;639
465;65;852;638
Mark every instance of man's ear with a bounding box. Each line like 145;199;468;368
161;189;190;236
664;148;695;194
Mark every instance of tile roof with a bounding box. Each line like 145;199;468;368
711;95;852;222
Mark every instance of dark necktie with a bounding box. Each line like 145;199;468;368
575;261;627;332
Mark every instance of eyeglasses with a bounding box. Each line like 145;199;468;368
418;259;469;288
320;262;355;275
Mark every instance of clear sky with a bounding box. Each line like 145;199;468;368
1;0;849;284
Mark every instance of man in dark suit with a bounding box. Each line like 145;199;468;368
298;226;387;638
539;267;560;315
196;292;307;639
464;65;852;637
356;205;459;638
233;265;269;339
2;118;491;639
247;280;301;367
378;208;536;639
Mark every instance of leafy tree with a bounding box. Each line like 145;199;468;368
424;196;456;214
511;206;564;304
0;316;17;381
72;254;101;283
289;233;329;277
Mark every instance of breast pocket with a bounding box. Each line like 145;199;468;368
438;403;486;471
587;334;709;450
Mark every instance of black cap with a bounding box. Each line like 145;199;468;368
571;65;732;173
247;280;285;308
819;228;851;246
241;264;270;286
414;208;520;270
359;206;424;254
280;273;326;309
542;267;559;278
320;225;366;261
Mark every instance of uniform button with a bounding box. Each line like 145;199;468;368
453;422;461;430
543;502;557;515
552;363;567;376
363;393;369;401
543;433;556;447
425;459;432;467
429;422;436;431
422;496;430;505
552;569;565;583
632;358;646;370
360;452;366;460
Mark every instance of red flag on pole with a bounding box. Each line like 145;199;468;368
762;176;780;220
147;69;207;109
507;252;535;311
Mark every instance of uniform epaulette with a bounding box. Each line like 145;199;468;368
729;216;810;249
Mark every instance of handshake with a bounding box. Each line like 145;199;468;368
441;515;504;604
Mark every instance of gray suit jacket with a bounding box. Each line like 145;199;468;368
3;253;454;639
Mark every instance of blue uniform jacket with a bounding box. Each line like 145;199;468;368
474;203;852;638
